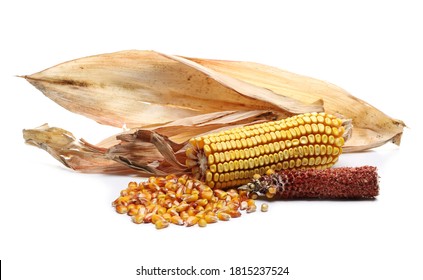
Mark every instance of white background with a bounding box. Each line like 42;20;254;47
1;1;422;279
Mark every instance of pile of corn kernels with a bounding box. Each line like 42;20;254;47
113;174;268;229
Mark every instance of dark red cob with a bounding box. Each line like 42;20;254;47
240;166;379;199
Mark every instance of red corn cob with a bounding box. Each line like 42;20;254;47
240;166;379;199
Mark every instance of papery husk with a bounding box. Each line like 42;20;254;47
23;111;281;176
23;124;185;176
185;57;405;152
23;50;321;128
22;50;405;152
23;124;134;174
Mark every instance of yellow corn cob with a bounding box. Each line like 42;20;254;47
185;112;350;189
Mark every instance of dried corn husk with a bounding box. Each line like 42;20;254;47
23;50;321;128
22;50;405;169
23;50;405;152
185;57;405;151
23;111;280;176
23;124;180;176
23;124;131;174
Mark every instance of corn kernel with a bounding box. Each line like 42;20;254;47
261;203;269;212
217;212;231;221
170;215;184;225
115;205;128;214
132;214;145;224
198;218;207;227
151;214;165;224
246;205;257;213
155;219;169;230
186;216;199;227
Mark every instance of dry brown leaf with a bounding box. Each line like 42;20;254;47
23;124;133;174
23;124;189;176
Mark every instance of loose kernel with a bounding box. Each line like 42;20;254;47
128;207;139;216
180;211;190;221
217;212;231;221
184;193;199;203
227;189;239;198
200;188;214;200
187;207;197;217
115;205;128;214
162;213;172;221
204;203;214;212
228;210;242;218
205;214;218;224
196;198;209;207
198;218;207;227
186;216;199;227
195;210;206;219
151;214;165;224
157;206;167;215
155;219;169;229
214;189;228;200
246;205;257;213
175;203;189;213
170;215;184;225
178;176;188;185
132;214;145;224
261;203;269;212
247;199;256;207
218;199;228;208
143;213;153;223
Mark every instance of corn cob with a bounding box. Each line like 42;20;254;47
185;112;351;188
240;166;379;199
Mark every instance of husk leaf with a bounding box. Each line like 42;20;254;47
23;111;282;176
186;58;405;151
23;124;187;176
23;124;133;174
23;50;321;128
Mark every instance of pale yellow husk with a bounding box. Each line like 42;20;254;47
185;57;405;152
24;50;320;128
